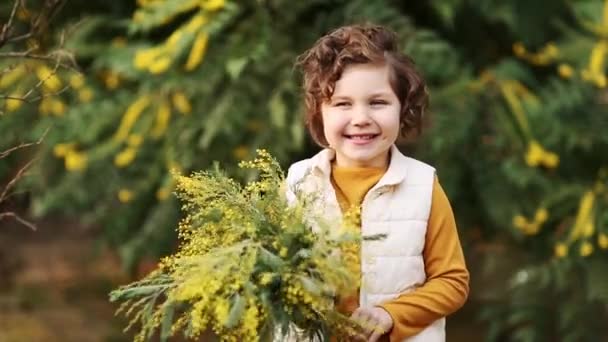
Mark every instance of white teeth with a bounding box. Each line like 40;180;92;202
348;135;375;140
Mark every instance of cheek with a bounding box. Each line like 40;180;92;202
321;110;346;134
379;109;401;135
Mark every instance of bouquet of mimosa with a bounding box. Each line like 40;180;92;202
110;150;369;342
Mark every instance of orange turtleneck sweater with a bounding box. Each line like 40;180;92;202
330;164;469;342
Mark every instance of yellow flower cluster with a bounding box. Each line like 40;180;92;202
111;150;363;341
513;208;549;235
581;41;608;87
525;140;559;169
53;143;88;171
132;0;225;74
554;181;608;258
513;42;559;66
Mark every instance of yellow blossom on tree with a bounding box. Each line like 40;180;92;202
156;187;171;200
69;74;85;89
78;87;94;103
114;95;151;142
134;47;163;70
0;65;25;89
127;134;144;147
103;72;121;89
35;65;63;92
38;98;52;115
151;101;171;138
5;92;23;112
51;99;66;116
114;147;137;168
580;241;594;257
525;140;559;169
53;143;76;157
202;0;226;11
534;208;549;224
554;243;568;258
172;91;192;114
598;233;608;249
513;42;526;57
512;214;541;235
184;32;209;71
118;189;134;203
64;151;88;171
148;56;172;74
232;145;249;160
557;64;574;79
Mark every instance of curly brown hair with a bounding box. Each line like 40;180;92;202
296;24;428;147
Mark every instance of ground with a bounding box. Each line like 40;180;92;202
0;218;133;342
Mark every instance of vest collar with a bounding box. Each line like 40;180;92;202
308;145;409;187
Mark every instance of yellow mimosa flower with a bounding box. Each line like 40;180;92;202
513;215;528;229
232;145;249;160
525;140;559;169
51;99;66;116
69;74;85;89
580;241;594;257
185;14;207;33
570;191;595;241
557;64;574;79
0;65;25;89
148;56;172;74
513;42;526;57
36;65;62;92
534;208;549;224
151;101;171;138
184;32;209;71
114;147;137;168
38;98;52;115
114;95;151;142
172;91;192;114
598;233;608;249
554;243;568;258
78;88;94;102
118;189;134;203
65;151;88;171
588;41;608;75
127;134;144;147
134;47;162;70
5;92;23;112
202;0;225;11
53;143;76;157
103;72;121;89
156;188;171;200
595;74;608;88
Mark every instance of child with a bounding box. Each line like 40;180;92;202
286;24;470;342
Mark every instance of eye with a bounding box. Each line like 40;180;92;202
370;100;388;106
334;101;351;107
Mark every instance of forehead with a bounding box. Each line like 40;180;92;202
332;63;393;97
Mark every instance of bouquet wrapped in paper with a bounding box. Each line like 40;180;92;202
110;150;368;341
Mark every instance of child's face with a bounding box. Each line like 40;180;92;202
321;63;401;168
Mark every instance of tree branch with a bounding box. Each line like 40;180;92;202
0;212;37;230
0;127;48;160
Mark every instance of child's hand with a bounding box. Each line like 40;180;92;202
350;306;393;341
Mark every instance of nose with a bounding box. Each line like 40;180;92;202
351;106;372;127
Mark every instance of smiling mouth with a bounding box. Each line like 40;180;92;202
344;134;379;140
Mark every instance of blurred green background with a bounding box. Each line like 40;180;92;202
1;0;607;341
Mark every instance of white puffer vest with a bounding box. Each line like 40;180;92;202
285;145;445;342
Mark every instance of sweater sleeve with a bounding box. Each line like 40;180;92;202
378;177;470;341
